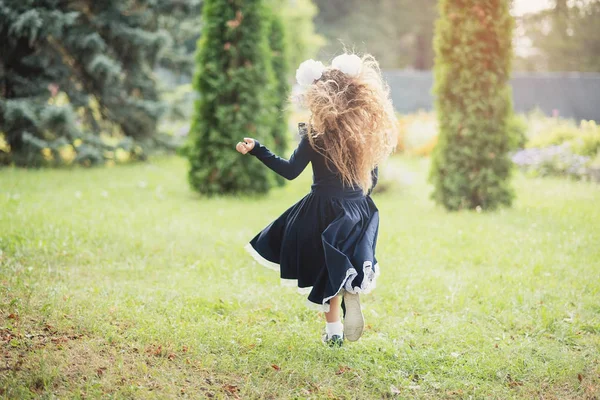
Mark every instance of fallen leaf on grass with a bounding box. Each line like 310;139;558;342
146;344;163;357
223;384;239;398
1;329;13;341
336;366;351;375
51;336;69;344
447;389;464;396
578;373;583;383
271;364;280;371
507;374;523;388
8;313;18;320
168;353;176;361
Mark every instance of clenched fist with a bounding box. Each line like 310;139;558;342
236;138;255;155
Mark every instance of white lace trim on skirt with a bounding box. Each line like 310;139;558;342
244;243;379;313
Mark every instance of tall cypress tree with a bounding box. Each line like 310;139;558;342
266;11;290;186
0;1;194;166
429;0;515;211
187;0;276;195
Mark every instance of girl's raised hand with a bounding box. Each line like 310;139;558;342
235;138;255;155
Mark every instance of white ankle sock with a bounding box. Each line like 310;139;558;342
326;321;343;338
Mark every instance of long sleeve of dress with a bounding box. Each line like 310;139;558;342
249;135;312;180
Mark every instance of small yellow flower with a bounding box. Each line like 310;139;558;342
0;134;9;152
59;145;76;164
115;148;129;162
41;148;53;161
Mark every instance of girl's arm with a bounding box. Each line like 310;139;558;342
244;135;313;180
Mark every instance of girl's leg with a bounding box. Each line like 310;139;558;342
324;294;344;344
325;294;342;322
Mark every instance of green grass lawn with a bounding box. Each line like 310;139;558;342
1;156;599;399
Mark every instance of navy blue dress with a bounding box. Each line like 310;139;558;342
244;124;380;312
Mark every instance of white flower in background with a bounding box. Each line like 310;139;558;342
332;54;362;77
296;59;325;87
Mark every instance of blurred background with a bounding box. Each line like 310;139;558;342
1;0;599;180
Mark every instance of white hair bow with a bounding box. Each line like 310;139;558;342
295;54;362;87
331;54;362;77
295;59;325;87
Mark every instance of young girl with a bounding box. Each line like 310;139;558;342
236;53;398;346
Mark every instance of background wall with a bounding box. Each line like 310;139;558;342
383;71;600;121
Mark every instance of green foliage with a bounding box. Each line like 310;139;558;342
0;1;194;167
590;151;600;168
266;11;290;186
430;0;515;211
155;1;203;77
161;84;196;122
527;120;600;157
186;0;277;195
268;0;325;70
399;112;525;158
507;114;528;150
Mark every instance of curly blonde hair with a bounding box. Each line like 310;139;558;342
303;54;399;194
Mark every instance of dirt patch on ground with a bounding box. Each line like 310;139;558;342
1;314;243;398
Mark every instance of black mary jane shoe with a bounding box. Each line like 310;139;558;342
322;333;344;347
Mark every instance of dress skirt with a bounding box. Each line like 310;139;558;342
244;186;380;312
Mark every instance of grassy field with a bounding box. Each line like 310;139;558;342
1;155;599;399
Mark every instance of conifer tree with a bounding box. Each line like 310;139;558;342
0;1;193;166
186;0;277;194
266;11;290;186
429;0;515;210
156;0;203;79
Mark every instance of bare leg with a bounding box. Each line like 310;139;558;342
325;294;342;323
